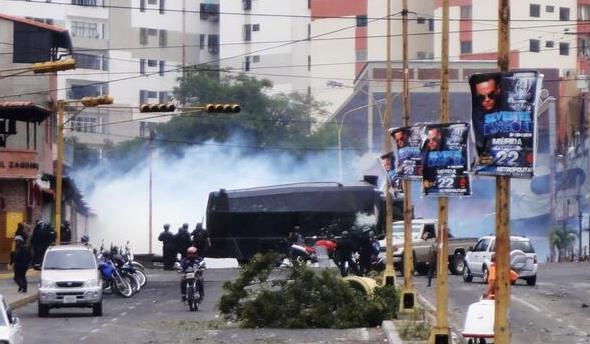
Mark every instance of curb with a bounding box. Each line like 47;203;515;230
416;293;465;344
382;320;404;343
9;293;37;310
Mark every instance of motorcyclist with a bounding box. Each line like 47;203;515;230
180;246;205;302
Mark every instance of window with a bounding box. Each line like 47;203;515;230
244;56;250;71
529;39;540;52
148;28;157;36
159;29;167;47
140;59;146;74
71;21;101;39
460;5;471;19
579;37;590;57
560;42;570;55
356;15;367;27
102;55;109;71
199;34;205;49
147;59;157;67
252;24;260;32
159;91;169;103
159;61;165;76
530;4;540;17
140;28;148;45
416;17;426;24
243;0;252;10
460;41;472;54
428;18;434;31
73;53;102;70
69;82;102;100
244;24;252;41
140;0;145;11
355;49;367;61
139;90;158;104
417;51;427;59
159;0;165;14
546;40;554;48
71;0;97;5
207;34;219;53
200;3;219;20
579;4;590;20
560;7;570;21
71;116;98;133
252;55;260;63
546;5;554;13
148;0;157;4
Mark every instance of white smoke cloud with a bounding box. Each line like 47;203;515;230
75;139;371;254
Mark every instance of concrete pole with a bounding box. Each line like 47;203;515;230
149;128;155;255
495;0;511;343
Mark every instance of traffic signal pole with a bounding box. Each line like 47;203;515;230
495;1;511;343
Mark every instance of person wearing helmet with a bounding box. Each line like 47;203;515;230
158;223;176;270
334;230;356;277
179;246;204;302
10;235;31;293
175;223;192;259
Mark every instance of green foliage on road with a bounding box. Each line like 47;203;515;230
219;252;400;329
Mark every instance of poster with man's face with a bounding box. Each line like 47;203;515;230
390;125;425;179
469;71;542;178
421;122;471;196
379;152;403;192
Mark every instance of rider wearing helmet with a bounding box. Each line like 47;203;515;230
180;246;204;302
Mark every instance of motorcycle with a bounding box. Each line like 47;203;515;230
289;243;318;265
182;260;206;311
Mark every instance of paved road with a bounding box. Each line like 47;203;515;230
16;268;387;344
415;262;590;344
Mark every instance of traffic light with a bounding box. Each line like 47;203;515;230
139;103;176;113
80;95;114;107
205;104;241;113
31;58;76;74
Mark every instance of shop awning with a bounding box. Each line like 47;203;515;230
0;101;53;122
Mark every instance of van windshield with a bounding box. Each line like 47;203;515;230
43;250;96;270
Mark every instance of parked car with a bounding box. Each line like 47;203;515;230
390;219;478;275
38;245;103;317
0;294;23;344
463;235;538;286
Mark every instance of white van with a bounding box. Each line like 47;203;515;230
38;245;103;317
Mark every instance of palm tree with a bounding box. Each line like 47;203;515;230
549;226;578;262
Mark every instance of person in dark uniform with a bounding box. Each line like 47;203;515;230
191;223;211;257
158;223;176;270
60;220;72;244
10;235;31;293
30;220;55;268
334;231;356;277
175;223;192;259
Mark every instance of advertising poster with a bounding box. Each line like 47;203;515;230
390;125;425;179
469;71;543;178
421;122;471;196
379;152;403;192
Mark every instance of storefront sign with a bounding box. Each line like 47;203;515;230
0;150;39;178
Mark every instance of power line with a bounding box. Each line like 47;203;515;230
5;0;590;23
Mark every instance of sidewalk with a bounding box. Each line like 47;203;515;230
0;268;39;309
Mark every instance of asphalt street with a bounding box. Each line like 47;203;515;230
416;262;590;344
15;268;387;344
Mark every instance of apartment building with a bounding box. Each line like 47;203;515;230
0;0;220;151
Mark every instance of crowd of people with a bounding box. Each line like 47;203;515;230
8;219;75;293
158;222;210;270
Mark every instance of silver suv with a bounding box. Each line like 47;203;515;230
463;235;538;286
38;245;102;317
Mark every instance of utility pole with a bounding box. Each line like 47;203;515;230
148;128;155;255
54;101;65;245
430;0;450;342
400;0;417;314
382;0;396;287
495;0;511;343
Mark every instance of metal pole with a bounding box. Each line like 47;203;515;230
429;0;450;342
495;1;511;343
338;126;343;182
382;0;396;287
149;128;155;255
400;0;417;315
54;101;64;245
